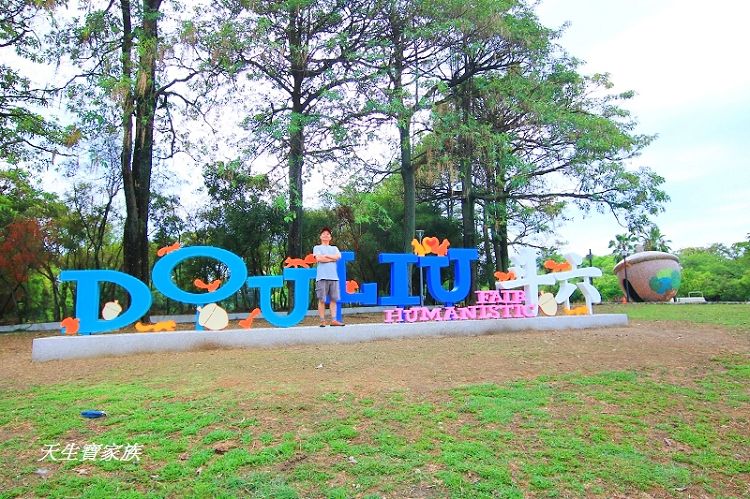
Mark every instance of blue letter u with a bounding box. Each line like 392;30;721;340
421;248;478;304
246;268;316;327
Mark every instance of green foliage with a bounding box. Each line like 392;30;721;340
2;0;744;320
172;160;288;311
0;0;68;166
0;168;70;322
592;274;623;303
0;169;63;226
676;245;750;301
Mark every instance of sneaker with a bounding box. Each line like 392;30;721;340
319;320;327;327
329;320;345;327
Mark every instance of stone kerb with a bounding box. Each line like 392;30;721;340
32;314;628;362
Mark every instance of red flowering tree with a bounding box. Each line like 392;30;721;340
0;218;51;322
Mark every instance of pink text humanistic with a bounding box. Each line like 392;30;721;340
383;290;536;323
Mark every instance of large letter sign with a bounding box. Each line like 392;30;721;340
152;246;248;303
60;270;152;334
377;253;420;306
246;268;317;327
60;243;601;334
337;251;378;305
420;249;478;304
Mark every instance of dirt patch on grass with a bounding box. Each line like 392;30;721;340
0;318;747;396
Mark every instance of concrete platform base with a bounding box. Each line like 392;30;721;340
32;314;628;362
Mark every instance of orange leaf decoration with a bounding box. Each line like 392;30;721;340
60;317;80;335
543;259;572;272
494;270;516;281
157;242;181;257
346;280;359;293
422;237;440;253
135;320;177;332
194;278;222;292
563;306;588;316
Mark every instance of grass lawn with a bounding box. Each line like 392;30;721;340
596;302;750;330
0;305;748;497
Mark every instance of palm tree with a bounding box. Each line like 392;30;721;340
608;233;638;262
608;233;638;302
641;225;671;252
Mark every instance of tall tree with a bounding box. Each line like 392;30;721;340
420;56;667;276
366;0;546;253
230;0;380;260
49;0;231;286
0;168;65;321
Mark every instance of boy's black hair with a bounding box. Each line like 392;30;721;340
320;226;332;235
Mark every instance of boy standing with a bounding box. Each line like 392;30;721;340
313;227;345;327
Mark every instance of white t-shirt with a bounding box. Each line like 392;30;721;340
313;244;341;281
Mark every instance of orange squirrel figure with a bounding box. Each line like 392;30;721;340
60;317;80;335
194;278;222;292
543;259;572;272
434;239;450;256
562;306;588;316
238;308;261;328
411;239;427;256
494;270;516;281
284;254;317;268
135;320;177;332
157;242;181;257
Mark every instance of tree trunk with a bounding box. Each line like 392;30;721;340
121;0;161;291
120;0;137;285
458;83;477;302
286;9;306;309
491;153;509;272
399;121;414;253
388;12;415;255
481;204;494;285
491;199;510;272
288;122;304;259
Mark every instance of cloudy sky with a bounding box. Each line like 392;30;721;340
535;0;750;255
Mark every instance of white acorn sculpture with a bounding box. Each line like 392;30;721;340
197;303;229;330
101;300;123;320
538;292;558;316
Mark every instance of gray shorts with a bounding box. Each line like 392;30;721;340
316;280;340;302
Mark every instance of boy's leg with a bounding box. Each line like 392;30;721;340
329;300;337;320
316;280;327;325
329;280;344;326
318;300;326;320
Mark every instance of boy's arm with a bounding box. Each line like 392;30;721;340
314;248;337;263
